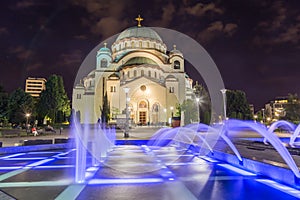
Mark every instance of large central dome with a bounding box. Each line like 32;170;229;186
116;27;162;42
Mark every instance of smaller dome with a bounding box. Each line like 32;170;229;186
100;47;111;52
166;75;177;80
98;43;111;54
108;73;120;80
170;45;182;56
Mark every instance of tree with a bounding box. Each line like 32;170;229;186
193;82;211;124
0;85;9;125
281;93;300;123
181;99;198;125
37;75;70;124
7;88;35;124
226;90;252;120
100;92;110;124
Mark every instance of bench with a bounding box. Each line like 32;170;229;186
0;129;26;137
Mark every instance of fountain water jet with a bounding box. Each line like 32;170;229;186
263;120;295;144
72;114;116;183
225;119;300;178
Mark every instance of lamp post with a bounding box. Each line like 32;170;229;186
25;113;31;135
196;97;200;123
254;114;258;122
170;106;174;127
123;87;130;138
163;108;167;126
220;89;227;121
262;108;265;124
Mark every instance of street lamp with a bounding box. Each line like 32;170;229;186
196;97;200;123
262;108;265;124
254;114;258;122
123;87;130;138
170;106;174;127
220;89;227;121
25;113;31;135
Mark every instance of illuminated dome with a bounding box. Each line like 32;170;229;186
116;27;162;42
125;57;157;66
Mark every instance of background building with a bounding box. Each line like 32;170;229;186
25;77;46;97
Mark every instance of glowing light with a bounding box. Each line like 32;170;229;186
0;180;72;188
4;157;48;161
256;179;300;198
88;178;164;185
0;166;23;170
0;153;26;159
199;156;219;163
35;165;74;169
218;164;256;176
26;158;55;167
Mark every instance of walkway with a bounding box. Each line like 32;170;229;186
0;144;299;199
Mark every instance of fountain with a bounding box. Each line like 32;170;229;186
290;124;300;147
72;115;116;183
263;120;295;144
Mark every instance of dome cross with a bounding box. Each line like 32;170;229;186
135;15;143;27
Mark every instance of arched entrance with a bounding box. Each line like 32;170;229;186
138;100;148;125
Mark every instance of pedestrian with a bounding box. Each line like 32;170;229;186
32;127;38;136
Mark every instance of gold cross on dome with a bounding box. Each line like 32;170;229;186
135;15;143;27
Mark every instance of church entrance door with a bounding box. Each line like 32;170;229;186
139;111;147;125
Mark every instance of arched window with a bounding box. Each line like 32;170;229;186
131;41;135;48
174;60;180;69
139;41;142;48
141;70;144;76
127;71;130;78
125;43;127;49
148;71;151;77
101;58;108;68
134;70;137;77
154;71;157;78
139;101;147;108
147;42;150;48
152;103;159;112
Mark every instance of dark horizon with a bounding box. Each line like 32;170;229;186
0;0;299;110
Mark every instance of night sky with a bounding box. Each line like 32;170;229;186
0;0;299;110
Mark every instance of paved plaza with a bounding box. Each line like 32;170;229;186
0;127;300;199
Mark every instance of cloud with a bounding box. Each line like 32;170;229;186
71;0;128;38
92;17;128;38
74;35;88;40
60;50;83;66
26;62;42;71
71;0;108;17
253;0;299;47
197;21;238;43
185;3;223;17
274;24;300;45
12;0;48;9
0;27;8;35
224;23;238;36
151;3;175;27
9;46;34;60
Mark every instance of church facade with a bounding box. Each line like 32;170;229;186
72;19;194;125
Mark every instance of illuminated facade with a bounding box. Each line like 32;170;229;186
73;20;194;124
25;77;46;97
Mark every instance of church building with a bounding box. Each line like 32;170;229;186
72;16;194;125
